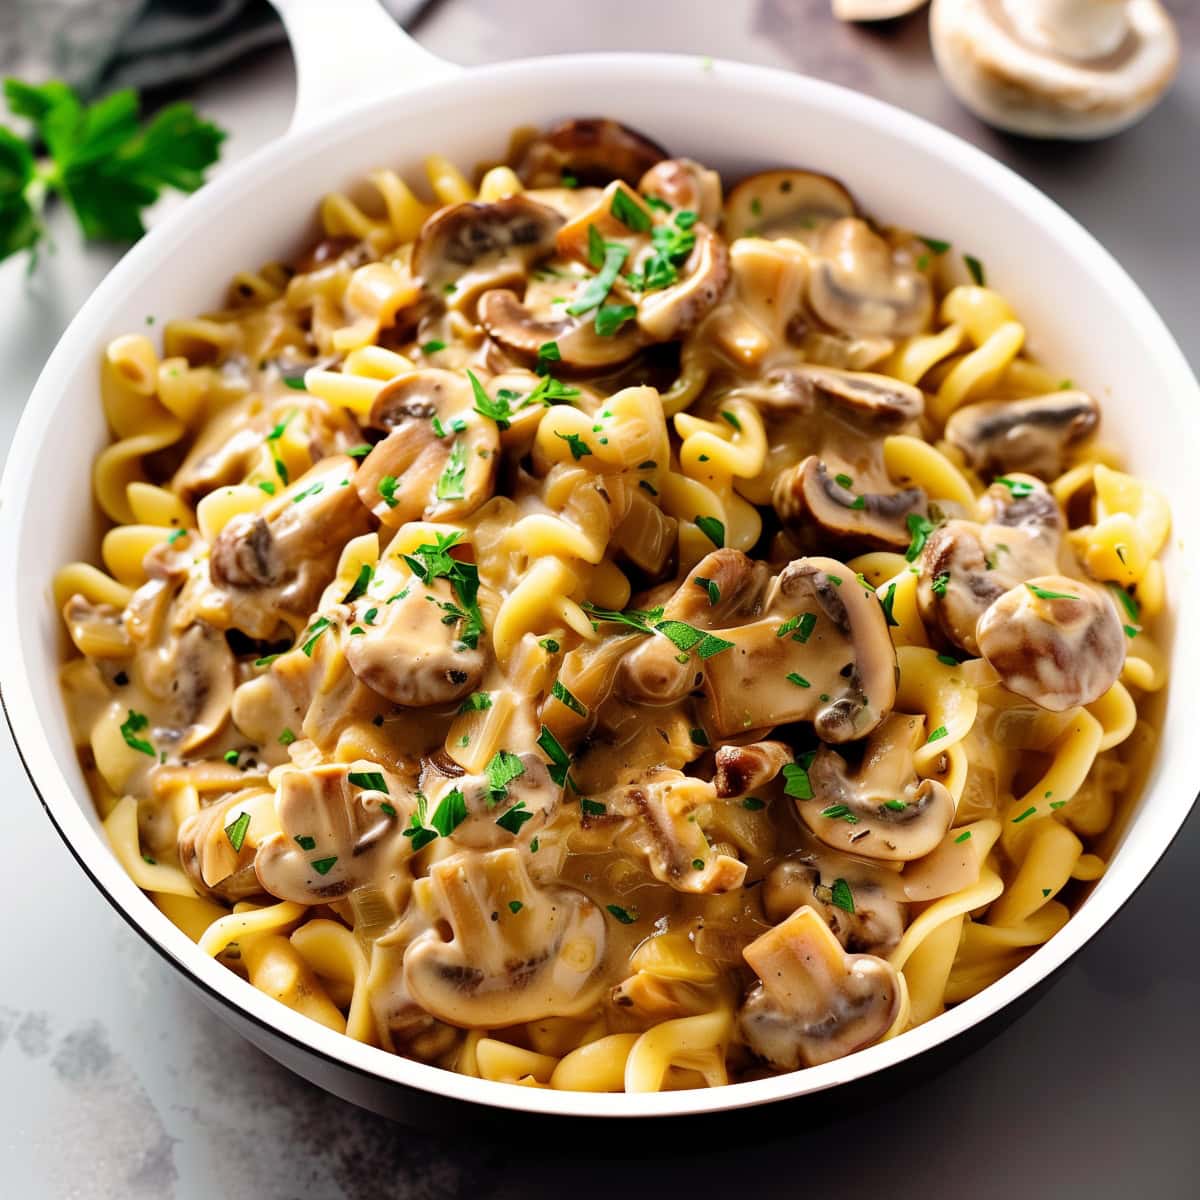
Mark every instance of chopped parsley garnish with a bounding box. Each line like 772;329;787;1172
403;793;437;851
610;187;651;232
311;856;338;876
954;830;972;844
777;611;818;643
119;709;155;756
786;672;811;688
536;725;574;789
884;799;908;812
655;620;734;660
692;858;706;871
436;437;468;500
278;727;296;745
566;239;629;316
538;636;560;653
467;369;513;430
555;431;593;460
694;576;721;605
1026;583;1079;601
522;374;580;408
595;303;636;336
926;725;948;743
994;475;1035;498
166;527;187;545
224;749;239;764
507;899;524;914
257;481;276;495
458;692;493;714
689;727;710;747
936;654;958;667
580;798;607;817
931;571;950;597
402;532;484;649
720;410;742;432
291;480;325;504
551;679;588;717
1109;584;1140;623
536;341;561;373
625;211;696;291
294;834;316;850
380;802;397;817
343;563;373;604
904;513;937;562
421;340;445;354
300;616;332;656
880;582;899;628
606;904;636;924
485;750;525;807
377;475;400;509
919;235;951;255
963;254;986;286
782;757;815;801
581;602;665;634
496;800;534;835
1011;806;1037;824
834;472;854;489
1049;800;1067;810
694;515;725;547
430;787;468;837
1124;624;1139;639
345;444;372;459
224;811;251;852
348;770;388;793
830;878;855;914
820;804;859;824
743;797;765;811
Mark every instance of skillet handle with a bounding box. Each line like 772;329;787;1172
271;0;461;133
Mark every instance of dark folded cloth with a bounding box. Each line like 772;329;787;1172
0;0;433;100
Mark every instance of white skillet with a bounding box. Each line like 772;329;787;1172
0;0;1196;1120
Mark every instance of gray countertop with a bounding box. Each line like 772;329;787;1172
1;3;1197;1196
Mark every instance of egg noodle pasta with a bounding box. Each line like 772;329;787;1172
55;119;1169;1091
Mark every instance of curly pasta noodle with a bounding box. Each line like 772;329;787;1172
55;121;1170;1092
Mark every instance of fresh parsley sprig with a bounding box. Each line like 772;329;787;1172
1;78;226;265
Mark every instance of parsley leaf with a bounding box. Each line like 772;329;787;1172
119;709;155;756
224;811;251;853
436;436;468;500
904;513;937;562
485;751;525;807
565;240;629;316
555;431;592;460
694;515;725;547
610;187;651;232
595;303;636;336
430;788;468;837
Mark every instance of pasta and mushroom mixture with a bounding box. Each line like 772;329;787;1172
56;118;1170;1092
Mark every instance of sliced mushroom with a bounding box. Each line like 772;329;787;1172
916;476;1062;654
343;579;486;708
178;788;271;902
765;846;910;955
139;620;235;754
723;169;857;244
713;740;793;798
739;905;904;1069
514;118;667;188
354;369;497;526
930;0;1180;140
808;217;933;338
209;455;371;639
478;287;644;372
603;765;748;894
403;846;608;1027
700;555;898;742
254;762;411;902
797;713;956;860
945;390;1100;480
638;157;723;227
976;575;1125;711
636;222;731;342
411;196;564;308
422;752;559;850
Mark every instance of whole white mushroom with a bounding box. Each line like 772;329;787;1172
930;0;1180;139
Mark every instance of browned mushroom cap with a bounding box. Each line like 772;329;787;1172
619;549;772;707
637;222;731;341
739;905;903;1069
638;157;722;226
751;363;924;430
723;169;857;243
808;217;933;338
765;846;910;955
713;740;793;798
977;575;1125;711
514;118;667;188
254;762;412;902
411;196;564;308
178;789;270;902
422;752;559;850
343;579;486;708
209;455;371;639
797;713;956;861
354;370;497;527
403;846;608;1027
701;556;898;742
945;391;1100;480
478;287;644;372
916;477;1062;655
605;765;747;894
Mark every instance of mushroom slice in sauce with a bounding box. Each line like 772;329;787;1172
808;217;933;338
411;195;564;310
722;169;857;244
63;594;132;659
178;788;271;902
254;762;411;903
514;118;667;188
798;713;956;861
343;579;486;708
916;476;1062;655
638;157;723;227
738;905;903;1069
402;846;608;1027
140;620;235;754
604;766;747;895
765;846;910;955
700;556;897;743
945;390;1100;481
713;740;793;799
354;369;497;526
976;575;1125;711
209;454;371;639
636;222;731;342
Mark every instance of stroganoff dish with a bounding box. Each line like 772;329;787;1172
57;119;1170;1092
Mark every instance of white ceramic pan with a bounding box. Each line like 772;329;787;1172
1;0;1197;1123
